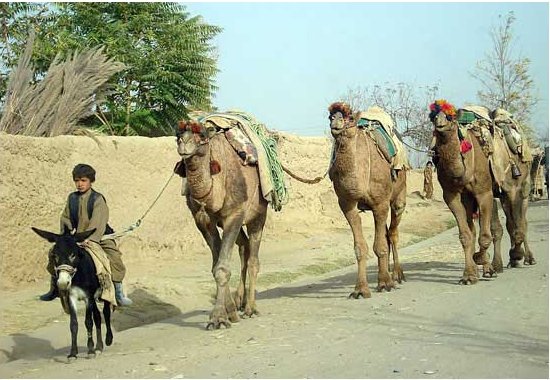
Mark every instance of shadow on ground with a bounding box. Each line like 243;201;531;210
1;334;56;363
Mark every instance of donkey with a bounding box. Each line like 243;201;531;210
32;227;113;359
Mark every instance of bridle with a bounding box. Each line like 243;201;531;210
330;113;357;136
55;263;77;278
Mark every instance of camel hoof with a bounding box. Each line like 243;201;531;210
348;290;371;299
458;277;478;285
524;257;537;266
67;355;77;362
206;319;231;330
242;306;260;318
492;263;504;273
482;271;496;278
228;311;240;323
507;260;522;268
376;284;393;292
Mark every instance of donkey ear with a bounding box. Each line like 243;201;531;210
73;229;96;243
31;227;59;243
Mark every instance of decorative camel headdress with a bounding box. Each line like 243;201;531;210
328;102;353;119
429;99;457;122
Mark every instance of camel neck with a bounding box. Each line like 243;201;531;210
436;131;466;180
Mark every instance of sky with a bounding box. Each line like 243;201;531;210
183;1;549;140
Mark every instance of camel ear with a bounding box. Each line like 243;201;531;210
32;227;59;243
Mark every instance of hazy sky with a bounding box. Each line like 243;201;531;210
184;2;549;139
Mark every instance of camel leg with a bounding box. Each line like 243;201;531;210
474;191;495;278
520;174;536;265
192;210;222;272
339;199;371;299
509;190;526;264
490;198;504;273
242;212;267;318
372;204;394;292
207;215;244;330
500;193;524;268
234;229;250;311
443;191;478;285
389;192;406;284
520;195;536;265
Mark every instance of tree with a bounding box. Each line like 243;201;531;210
471;11;538;139
0;3;50;103
1;3;221;136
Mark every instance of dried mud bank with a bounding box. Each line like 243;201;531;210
0;132;448;289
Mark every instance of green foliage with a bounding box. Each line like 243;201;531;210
471;11;538;140
1;2;221;136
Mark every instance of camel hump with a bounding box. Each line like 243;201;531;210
190;110;288;211
490;108;533;163
356;106;410;170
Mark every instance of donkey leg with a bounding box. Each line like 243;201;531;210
84;300;95;355
242;212;267;318
339;198;371;299
103;302;113;346
91;301;104;354
68;303;79;359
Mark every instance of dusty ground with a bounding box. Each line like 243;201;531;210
0;133;547;378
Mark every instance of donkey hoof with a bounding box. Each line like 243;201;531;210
67;355;77;362
94;349;103;356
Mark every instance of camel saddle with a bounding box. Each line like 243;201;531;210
457;106;494;157
189;110;287;210
356;106;410;170
491;108;532;163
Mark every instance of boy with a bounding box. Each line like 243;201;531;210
423;161;434;200
40;163;133;306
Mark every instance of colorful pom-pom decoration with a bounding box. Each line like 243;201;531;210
429;99;457;121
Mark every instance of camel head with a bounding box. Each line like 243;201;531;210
429;99;458;138
328;102;357;137
176;120;217;159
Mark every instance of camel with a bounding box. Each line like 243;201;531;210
176;120;268;329
429;100;496;284
327;102;407;298
488;108;535;271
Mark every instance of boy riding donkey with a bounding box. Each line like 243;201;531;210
39;164;133;306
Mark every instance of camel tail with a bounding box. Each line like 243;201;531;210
281;164;326;184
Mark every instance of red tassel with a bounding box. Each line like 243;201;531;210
190;121;203;134
460;140;473;154
210;160;221;175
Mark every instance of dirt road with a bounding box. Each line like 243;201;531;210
0;201;548;378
